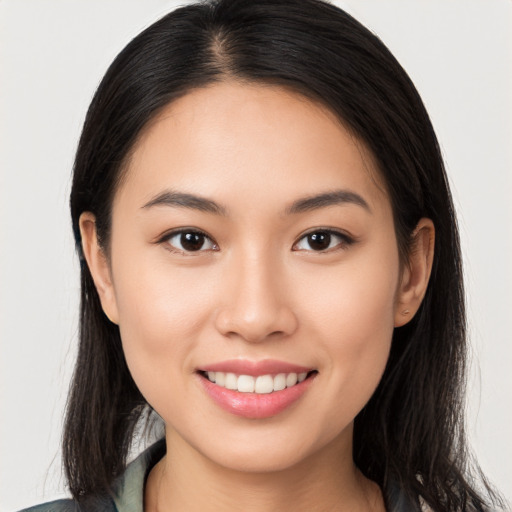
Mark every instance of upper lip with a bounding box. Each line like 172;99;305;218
198;359;314;377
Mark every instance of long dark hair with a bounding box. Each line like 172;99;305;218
66;0;500;509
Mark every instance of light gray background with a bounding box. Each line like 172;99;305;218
1;1;511;510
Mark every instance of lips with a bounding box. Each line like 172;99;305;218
196;359;317;419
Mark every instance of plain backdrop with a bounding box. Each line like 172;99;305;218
1;1;511;510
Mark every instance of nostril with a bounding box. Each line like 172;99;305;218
214;306;299;344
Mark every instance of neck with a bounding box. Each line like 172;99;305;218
145;427;384;512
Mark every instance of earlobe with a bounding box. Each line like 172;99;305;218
79;212;119;324
394;218;435;327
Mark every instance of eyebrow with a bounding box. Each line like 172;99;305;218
141;188;371;216
285;190;371;215
141;190;227;215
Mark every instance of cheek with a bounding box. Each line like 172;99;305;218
297;245;399;424
110;252;220;405
302;242;399;342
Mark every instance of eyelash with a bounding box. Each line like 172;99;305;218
158;228;355;255
158;229;218;255
292;229;355;253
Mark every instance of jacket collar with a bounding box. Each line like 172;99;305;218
112;439;421;512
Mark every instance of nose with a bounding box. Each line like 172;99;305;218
215;254;298;343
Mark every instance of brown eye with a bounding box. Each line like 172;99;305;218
181;232;206;251
166;230;216;253
306;232;332;251
294;230;353;252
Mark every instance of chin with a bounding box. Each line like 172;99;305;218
174;418;351;476
203;444;311;474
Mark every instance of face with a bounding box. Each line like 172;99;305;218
84;82;419;473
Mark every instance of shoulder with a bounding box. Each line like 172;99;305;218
19;500;81;512
18;439;166;512
18;496;116;512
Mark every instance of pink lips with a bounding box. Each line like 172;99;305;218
197;359;317;419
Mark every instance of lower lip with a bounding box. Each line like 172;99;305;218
198;373;316;419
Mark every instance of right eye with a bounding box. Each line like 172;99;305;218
163;230;218;253
293;229;354;253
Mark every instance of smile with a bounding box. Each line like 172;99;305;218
202;371;310;394
197;361;318;419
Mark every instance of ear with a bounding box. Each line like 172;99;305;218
79;212;119;324
394;218;435;327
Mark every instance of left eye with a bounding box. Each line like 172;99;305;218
165;231;217;253
293;230;351;252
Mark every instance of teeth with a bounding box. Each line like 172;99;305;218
225;373;237;390
238;374;255;393
255;375;273;394
273;373;286;391
215;372;226;387
205;371;310;394
286;373;298;387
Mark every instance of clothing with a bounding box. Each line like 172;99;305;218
20;439;421;512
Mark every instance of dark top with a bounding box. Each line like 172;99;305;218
20;439;422;512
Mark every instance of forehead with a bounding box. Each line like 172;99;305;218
117;81;389;215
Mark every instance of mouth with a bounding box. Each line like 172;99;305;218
198;370;317;394
196;362;318;419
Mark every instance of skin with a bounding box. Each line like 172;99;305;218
80;82;434;512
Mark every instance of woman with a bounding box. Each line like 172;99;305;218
16;0;505;510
